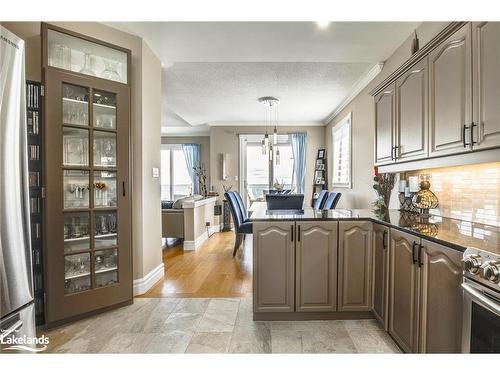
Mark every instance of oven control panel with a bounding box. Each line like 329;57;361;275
463;248;500;292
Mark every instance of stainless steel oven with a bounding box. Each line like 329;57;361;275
462;248;500;353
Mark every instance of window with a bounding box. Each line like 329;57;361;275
240;134;295;206
160;144;192;201
332;113;352;188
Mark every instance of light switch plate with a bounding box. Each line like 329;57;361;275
152;167;160;178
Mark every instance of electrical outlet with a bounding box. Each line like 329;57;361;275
205;221;210;227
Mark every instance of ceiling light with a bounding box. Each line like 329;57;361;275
258;96;280;154
316;21;331;30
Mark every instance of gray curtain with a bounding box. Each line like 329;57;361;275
290;133;307;194
182;143;201;195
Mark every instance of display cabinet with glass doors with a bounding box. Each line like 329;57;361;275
42;23;132;326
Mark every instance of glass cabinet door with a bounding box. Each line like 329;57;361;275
61;82;120;295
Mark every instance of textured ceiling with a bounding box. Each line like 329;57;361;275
106;22;421;135
162;62;372;129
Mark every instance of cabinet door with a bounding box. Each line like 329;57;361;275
419;240;462;353
429;24;472;157
338;221;373;312
253;222;295;312
395;58;428;162
472;22;500;150
375;84;396;165
44;69;132;325
388;229;420;353
296;221;337;312
372;224;389;330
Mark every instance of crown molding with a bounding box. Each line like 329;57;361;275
323;62;384;125
207;121;325;127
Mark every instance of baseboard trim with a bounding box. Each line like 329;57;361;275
133;263;165;296
183;225;220;251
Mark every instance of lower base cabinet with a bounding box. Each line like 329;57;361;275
389;229;421;353
253;222;295;313
388;228;463;353
419;239;463;353
296;221;338;312
338;222;373;312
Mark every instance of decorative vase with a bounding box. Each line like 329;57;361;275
79;53;95;76
101;59;122;81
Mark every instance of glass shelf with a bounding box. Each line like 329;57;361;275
64;170;89;209
64;253;91;294
94;171;117;207
93;131;116;167
64;212;90;252
63;127;89;167
63;84;89;126
95;249;118;287
94;211;117;248
93;90;116;130
48;29;128;84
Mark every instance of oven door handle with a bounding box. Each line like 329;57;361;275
462;282;500;315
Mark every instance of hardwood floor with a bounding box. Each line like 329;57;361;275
141;232;253;298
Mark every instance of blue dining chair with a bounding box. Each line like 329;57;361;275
313;190;329;210
266;194;304;210
322;192;342;209
224;192;253;256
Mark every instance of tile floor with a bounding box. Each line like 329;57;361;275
42;296;400;353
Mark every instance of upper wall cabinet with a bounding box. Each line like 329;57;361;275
396;57;428;162
429;24;472;157
472;22;500;150
45;26;129;84
375;84;396;165
373;22;500;167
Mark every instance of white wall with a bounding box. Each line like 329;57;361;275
325;22;449;209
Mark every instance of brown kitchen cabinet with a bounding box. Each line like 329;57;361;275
388;229;420;353
428;23;473;157
395;57;428;162
338;221;373;312
253;222;295;313
389;228;463;353
472;22;500;151
375;83;396;165
295;221;338;312
42;24;132;326
372;223;389;329
419;239;462;353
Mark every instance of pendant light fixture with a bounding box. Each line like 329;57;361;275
258;96;280;156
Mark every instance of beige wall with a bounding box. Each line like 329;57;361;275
325;22;449;209
183;200;216;242
209;125;325;203
161;136;211;185
2;22;163;280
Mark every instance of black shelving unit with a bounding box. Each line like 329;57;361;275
26;80;45;326
311;148;328;206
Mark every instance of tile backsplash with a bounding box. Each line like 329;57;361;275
405;162;500;226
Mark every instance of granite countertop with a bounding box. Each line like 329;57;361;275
248;202;500;254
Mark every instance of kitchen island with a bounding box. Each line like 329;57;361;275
248;202;500;353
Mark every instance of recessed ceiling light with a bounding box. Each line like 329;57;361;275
316;21;331;30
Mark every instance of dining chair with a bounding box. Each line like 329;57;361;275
224;192;253;256
313;190;329;210
322;192;342;209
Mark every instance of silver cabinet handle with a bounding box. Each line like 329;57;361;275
462;282;500;315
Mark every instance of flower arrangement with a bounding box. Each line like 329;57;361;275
372;168;396;214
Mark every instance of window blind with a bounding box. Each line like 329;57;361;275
332;113;352;188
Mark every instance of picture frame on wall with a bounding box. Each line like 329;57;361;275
317;149;325;159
